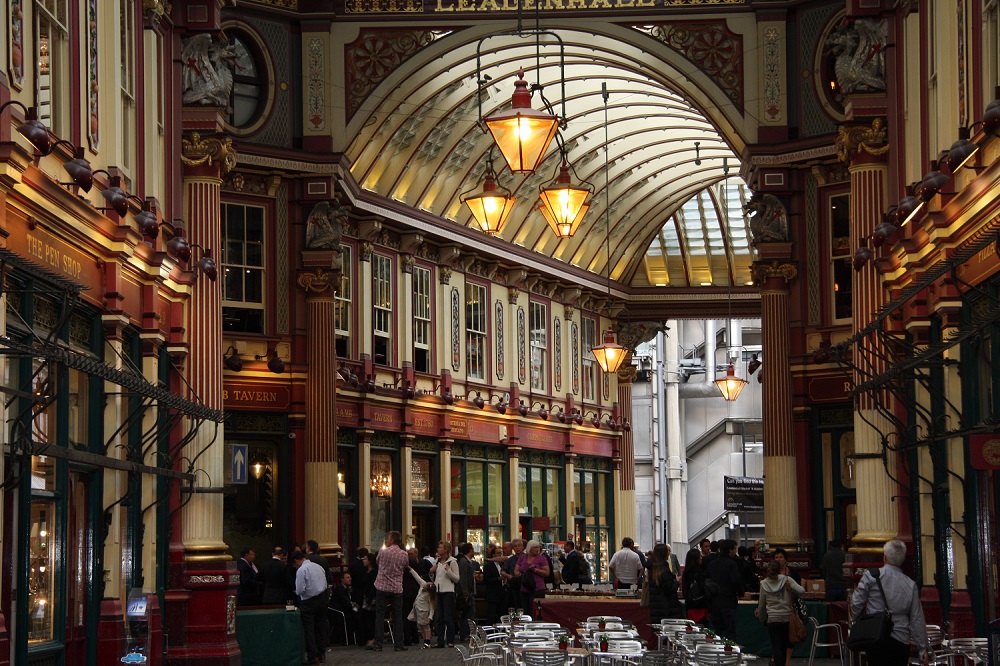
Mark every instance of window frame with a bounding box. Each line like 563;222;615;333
372;253;394;366
827;192;852;324
529;301;548;392
465;281;488;381
335;243;354;359
413;264;433;373
34;0;70;135
221;202;267;334
118;0;136;175
582;316;597;401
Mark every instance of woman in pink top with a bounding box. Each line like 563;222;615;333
514;540;550;613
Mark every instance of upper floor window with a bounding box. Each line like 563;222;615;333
34;0;70;134
222;203;265;334
226;31;265;130
413;266;432;373
829;193;852;322
582;317;597;401
987;0;1000;97
118;0;136;174
372;254;393;365
335;245;352;359
530;302;547;391
466;283;487;380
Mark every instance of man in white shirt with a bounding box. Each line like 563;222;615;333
294;551;330;664
608;537;643;589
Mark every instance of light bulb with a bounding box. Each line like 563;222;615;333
39;530;47;538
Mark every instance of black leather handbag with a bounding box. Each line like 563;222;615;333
847;569;893;652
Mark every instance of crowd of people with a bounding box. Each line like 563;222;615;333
237;533;927;666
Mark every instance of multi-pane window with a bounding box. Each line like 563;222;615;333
530;302;548;390
829;194;852;322
372;255;393;365
34;0;69;133
582;317;597;400
119;0;135;173
413;266;432;373
221;204;265;334
466;283;487;380
227;32;265;130
335;245;352;359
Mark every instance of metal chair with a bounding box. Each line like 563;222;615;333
456;643;500;666
808;615;845;666
327;606;354;645
522;649;572;666
948;638;989;666
642;651;674;666
909;625;955;666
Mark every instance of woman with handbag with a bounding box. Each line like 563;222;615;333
646;544;684;624
756;559;806;666
681;548;709;624
514;540;550;613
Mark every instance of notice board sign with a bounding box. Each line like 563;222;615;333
724;476;764;512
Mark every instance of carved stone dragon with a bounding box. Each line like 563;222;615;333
744;192;788;246
181;33;237;107
825;18;887;95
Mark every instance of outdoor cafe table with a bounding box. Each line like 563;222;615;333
538;596;830;658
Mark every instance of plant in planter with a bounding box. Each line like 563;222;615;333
597;618;607;630
722;639;737;652
596;634;609;652
704;630;717;642
558;634;569;650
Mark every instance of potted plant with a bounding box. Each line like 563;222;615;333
558;634;569;651
596;634;609;652
704;630;716;643
597;618;607;630
722;639;736;653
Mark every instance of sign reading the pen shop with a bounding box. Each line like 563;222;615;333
7;217;101;291
223;382;290;411
724;476;764;512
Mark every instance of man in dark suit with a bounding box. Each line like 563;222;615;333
260;546;294;604
349;547;370;607
330;572;359;645
237;547;261;606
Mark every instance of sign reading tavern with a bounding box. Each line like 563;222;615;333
341;0;742;13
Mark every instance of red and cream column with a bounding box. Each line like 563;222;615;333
298;268;342;560
616;370;636;540
752;262;799;547
169;134;239;664
837;120;898;551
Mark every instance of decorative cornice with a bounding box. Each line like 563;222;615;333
297;269;339;294
181;133;238;175
237;152;343;174
752;261;798;287
748;145;838;166
835;118;889;164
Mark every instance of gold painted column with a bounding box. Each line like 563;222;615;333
358;430;373;548
440;439;454;542
508;447;521;541
401;435;414;547
837;120;898;548
616;370;636;541
179;134;235;558
298;269;342;559
751;262;800;547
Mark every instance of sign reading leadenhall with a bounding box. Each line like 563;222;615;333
339;0;742;13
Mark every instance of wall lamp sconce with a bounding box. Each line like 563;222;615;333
604;415;631;432
489;394;507;414
463;391;486;409
983;86;1000;137
554;407;566;423
0;101;52;154
584;411;602;428
747;353;762;376
569;409;584;426
255;348;285;374
338;364;359;387
57;143;94;192
914;161;949;202
893;184;926;227
92;172;129;216
416;382;452;404
224;345;243;372
943;126;981;172
166;222;217;281
516;400;529;417
529;401;550;420
382;376;416;398
852;245;874;272
871;211;899;249
251;450;270;480
134;199;160;239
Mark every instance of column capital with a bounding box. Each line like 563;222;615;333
835;117;889;166
181;133;237;176
752;261;798;288
297;268;340;295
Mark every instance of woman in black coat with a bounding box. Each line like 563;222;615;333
647;544;684;624
681;547;709;624
482;543;506;625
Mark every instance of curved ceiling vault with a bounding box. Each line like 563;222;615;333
346;25;757;290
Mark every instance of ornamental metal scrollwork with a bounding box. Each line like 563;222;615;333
297;269;339;294
751;261;799;286
835;118;889;164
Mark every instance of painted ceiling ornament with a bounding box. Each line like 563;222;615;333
744;192;789;246
181;32;238;107
825;18;887;95
305;200;347;250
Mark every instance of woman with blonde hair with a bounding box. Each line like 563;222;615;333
756;559;805;666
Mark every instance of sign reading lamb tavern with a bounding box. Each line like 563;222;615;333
724;476;764;512
223;383;291;411
341;0;742;13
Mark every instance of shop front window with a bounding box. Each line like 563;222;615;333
411;457;433;502
518;454;564;543
575;464;612;582
29;500;56;643
370;452;393;547
452;447;507;560
338;449;352;500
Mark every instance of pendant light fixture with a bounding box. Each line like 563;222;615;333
462;155;516;234
715;177;747;401
484;70;560;175
538;157;592;238
590;83;627;375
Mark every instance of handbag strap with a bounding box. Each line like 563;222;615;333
867;568;893;615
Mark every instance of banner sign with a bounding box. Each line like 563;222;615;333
724;476;764;511
970;434;1000;470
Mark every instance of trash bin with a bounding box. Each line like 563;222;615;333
988;618;1000;666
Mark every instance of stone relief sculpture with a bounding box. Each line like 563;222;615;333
825;18;887;94
305;200;347;250
744;192;788;245
181;33;237;107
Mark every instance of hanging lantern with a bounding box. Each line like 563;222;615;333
538;163;591;238
715;364;748;401
484;70;560;175
591;329;627;374
462;167;516;234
